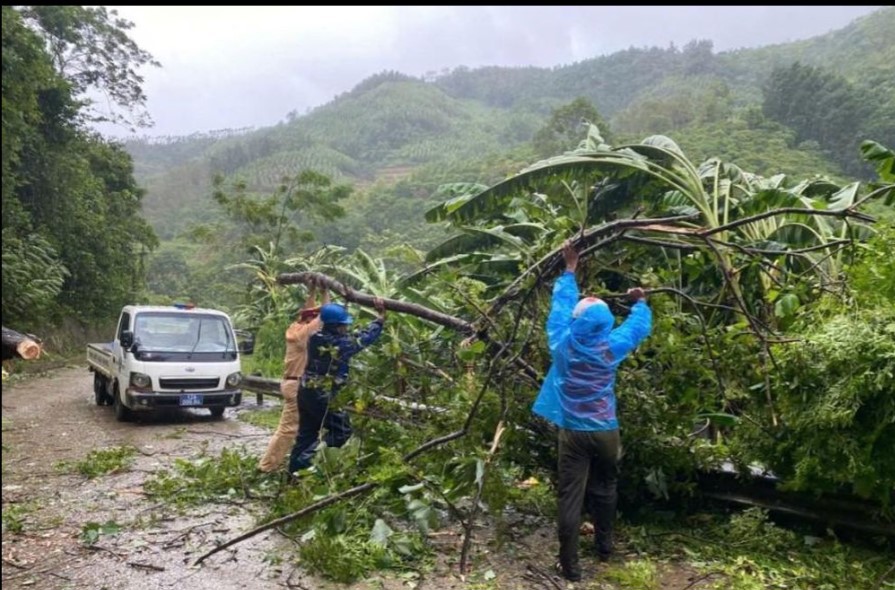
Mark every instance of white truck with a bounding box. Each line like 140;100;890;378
87;304;253;421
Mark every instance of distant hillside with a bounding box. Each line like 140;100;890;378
718;7;895;99
432;8;895;114
124;7;893;241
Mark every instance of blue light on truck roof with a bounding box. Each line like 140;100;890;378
173;302;196;310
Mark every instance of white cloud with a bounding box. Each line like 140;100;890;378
93;5;883;138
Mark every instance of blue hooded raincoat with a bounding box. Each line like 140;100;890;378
533;271;652;431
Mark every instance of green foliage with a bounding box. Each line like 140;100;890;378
603;558;659;589
18;5;160;129
297;527;390;583
861;140;895;184
56;445;137;478
671;112;844;180
213;168;349;255
144;445;279;508
847;224;895;307
1;503;36;534
79;520;122;545
2;6;158;328
612;75;733;137
726;508;798;553
297;515;428;583
625;509;892;590
1;230;68;326
762;62;875;177
734;306;895;506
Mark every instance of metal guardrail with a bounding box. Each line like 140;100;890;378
241;374;445;413
243;374;282;405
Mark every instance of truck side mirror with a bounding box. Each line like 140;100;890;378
120;330;135;351
235;330;254;355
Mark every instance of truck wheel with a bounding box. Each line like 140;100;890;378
93;373;106;406
114;387;131;422
209;407;225;419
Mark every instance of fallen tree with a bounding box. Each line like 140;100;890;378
276;270;540;382
198;145;891;574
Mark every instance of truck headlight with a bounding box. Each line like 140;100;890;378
130;372;152;389
226;371;242;387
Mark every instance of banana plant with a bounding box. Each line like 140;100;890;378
422;125;878;320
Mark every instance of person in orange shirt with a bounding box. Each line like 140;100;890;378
258;277;329;472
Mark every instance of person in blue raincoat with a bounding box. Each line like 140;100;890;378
533;241;652;582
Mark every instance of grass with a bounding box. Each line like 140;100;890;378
238;405;282;430
1;502;38;534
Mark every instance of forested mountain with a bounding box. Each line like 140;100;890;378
127;7;894;242
112;7;894;315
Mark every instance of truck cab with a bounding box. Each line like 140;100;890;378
88;304;252;421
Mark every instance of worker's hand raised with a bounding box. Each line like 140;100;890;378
373;297;387;320
562;240;579;273
626;287;646;302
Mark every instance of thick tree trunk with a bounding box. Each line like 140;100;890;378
1;327;42;361
277;271;475;334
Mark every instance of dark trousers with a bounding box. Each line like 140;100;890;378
287;386;352;473
557;428;620;571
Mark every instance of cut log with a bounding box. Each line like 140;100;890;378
1;326;42;361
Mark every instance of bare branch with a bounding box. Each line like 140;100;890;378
699;207;874;238
487;213;700;317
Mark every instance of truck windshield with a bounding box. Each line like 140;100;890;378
133;313;233;354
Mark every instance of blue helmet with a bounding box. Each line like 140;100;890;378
320;303;353;325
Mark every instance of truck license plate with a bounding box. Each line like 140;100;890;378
180;394;204;406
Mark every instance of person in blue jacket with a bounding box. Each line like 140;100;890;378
288;298;386;475
533;241;652;582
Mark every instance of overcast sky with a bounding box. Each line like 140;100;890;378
96;5;883;139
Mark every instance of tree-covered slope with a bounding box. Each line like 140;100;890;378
125;7;893;241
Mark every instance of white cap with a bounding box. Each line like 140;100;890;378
572;297;607;318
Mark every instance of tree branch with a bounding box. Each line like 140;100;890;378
699;207;874;238
194;342;513;566
276;271;474;334
487;213;700;317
